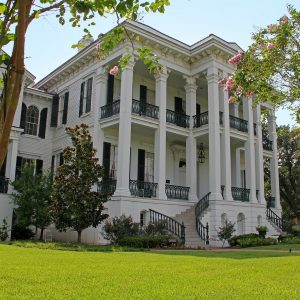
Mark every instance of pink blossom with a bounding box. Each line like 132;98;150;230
279;16;288;25
267;24;277;33
228;96;236;104
218;78;227;85
109;66;119;76
247;91;254;97
267;42;275;50
236;85;243;93
228;51;243;65
95;43;100;50
224;77;234;92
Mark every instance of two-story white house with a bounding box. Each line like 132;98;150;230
0;21;282;247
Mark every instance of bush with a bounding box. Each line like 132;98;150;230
256;225;268;238
229;233;259;246
141;220;168;236
11;224;34;240
280;235;300;244
118;235;170;248
291;225;300;237
0;219;9;241
102;215;140;244
237;237;277;248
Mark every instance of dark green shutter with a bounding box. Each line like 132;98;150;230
15;156;22;178
196;104;201;115
175;97;183;113
85;78;93;113
79;82;85;117
62;92;69;124
102;142;111;180
36;159;43;175
51;155;55;173
137;149;145;182
107;74;114;104
38;108;48;138
50;94;59;127
20;103;27;130
140;85;147;102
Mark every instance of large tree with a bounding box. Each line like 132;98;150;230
220;5;300;122
0;0;170;169
11;165;53;240
50;123;109;242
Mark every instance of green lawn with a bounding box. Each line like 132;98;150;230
1;244;300;299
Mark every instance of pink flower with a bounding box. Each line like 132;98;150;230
228;96;236;104
267;24;277;33
95;43;100;50
228;51;243;65
279;16;288;26
109;66;119;76
218;78;227;85
224;77;234;92
236;85;243;93
247;91;254;97
267;42;275;50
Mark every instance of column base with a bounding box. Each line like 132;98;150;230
210;192;223;201
157;191;167;200
114;188;131;197
224;192;233;201
189;193;198;203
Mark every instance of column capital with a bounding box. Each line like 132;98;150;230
154;66;170;81
95;66;108;82
183;75;198;92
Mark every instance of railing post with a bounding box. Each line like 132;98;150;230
206;222;209;245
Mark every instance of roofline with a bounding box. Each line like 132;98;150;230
24;86;53;99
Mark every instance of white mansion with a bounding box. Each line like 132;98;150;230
0;21;282;247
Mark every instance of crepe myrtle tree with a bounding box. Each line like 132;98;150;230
219;5;300;123
50;124;109;242
0;0;170;170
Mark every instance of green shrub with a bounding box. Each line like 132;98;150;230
291;225;300;237
141;220;168;236
11;224;34;240
281;235;300;244
229;234;259;246
118;235;170;248
0;219;9;241
238;237;277;248
256;225;268;238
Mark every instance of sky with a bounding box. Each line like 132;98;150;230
18;0;300;126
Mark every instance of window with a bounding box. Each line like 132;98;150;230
25;106;39;135
144;152;154;182
109;145;118;179
79;77;93;116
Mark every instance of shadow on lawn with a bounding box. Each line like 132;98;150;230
148;249;300;260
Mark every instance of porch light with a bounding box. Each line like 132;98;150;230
198;143;205;163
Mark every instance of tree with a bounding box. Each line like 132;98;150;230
11;165;52;240
220;5;300;122
0;0;170;169
0;218;9;241
50;123;109;242
217;220;235;247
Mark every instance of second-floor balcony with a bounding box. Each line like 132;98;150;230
193;111;223;128
166;109;190;128
100;100;120;119
230;115;248;133
132;99;159;120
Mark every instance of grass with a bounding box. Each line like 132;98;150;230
247;243;300;251
1;244;300;299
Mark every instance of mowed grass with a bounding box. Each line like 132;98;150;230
1;245;300;300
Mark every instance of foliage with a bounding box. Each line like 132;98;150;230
11;224;34;241
280;235;300;244
50;124;109;242
0;218;9;241
229;233;260;246
102;215;140;244
11;165;53;240
118;235;170;248
229;234;277;248
221;5;300;122
217;220;236;247
291;225;300;237
141;220;168;236
256;225;268;239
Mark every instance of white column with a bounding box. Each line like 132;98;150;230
93;67;107;163
220;81;233;201
154;68;169;200
268;110;281;210
184;76;198;202
207;66;222;201
243;97;257;203
235;148;241;187
254;104;265;204
115;59;134;197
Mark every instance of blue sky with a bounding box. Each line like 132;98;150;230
21;0;300;125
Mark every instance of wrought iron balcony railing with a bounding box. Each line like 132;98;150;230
165;184;190;200
193;111;208;128
97;180;117;195
229;115;248;133
263;137;273;151
166;109;190;128
231;186;250;202
132;99;159;120
100;100;120;119
0;177;9;194
129;179;158;198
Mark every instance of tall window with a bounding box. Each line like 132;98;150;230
79;77;93;116
144;152;154;182
109;145;118;179
25;106;39;135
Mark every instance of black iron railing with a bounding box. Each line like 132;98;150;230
231;187;250;202
0;177;9;194
166;109;190;128
193;111;208;128
229;115;248;132
266;207;283;230
219;111;223;126
129;180;158;198
165;184;189;200
132;99;159;120
266;196;276;208
263;137;273;151
253;123;257;136
149;209;185;244
100;100;120;119
97;180;116;195
195;192;210;245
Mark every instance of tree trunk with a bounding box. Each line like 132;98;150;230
39;228;44;241
77;231;82;243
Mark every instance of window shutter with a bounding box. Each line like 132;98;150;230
107;74;114;104
137;149;145;182
196;104;201;115
50;94;59;127
102;142;111;180
140;85;147;102
51;155;55;173
59;152;64;166
38;108;48;138
0;156;6;177
79;82;85;117
62;92;69;124
20;103;27;130
36;159;43;175
15;156;22;178
175;97;183;113
85;78;93;113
